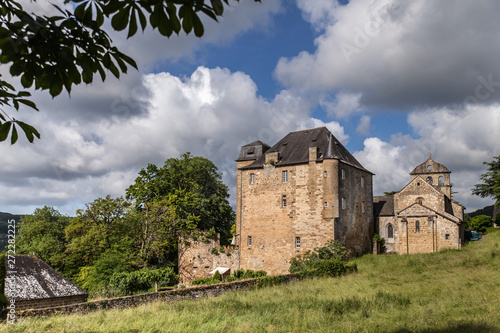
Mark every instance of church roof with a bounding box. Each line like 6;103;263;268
4;255;88;301
239;127;371;173
410;153;450;175
373;196;395;216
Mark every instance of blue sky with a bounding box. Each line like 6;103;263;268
0;0;499;215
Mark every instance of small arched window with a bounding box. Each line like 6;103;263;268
438;176;444;185
426;176;433;185
416;220;420;233
387;224;394;239
416;197;424;205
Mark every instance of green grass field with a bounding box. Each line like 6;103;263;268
4;231;500;332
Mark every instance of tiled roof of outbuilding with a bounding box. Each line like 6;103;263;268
239;127;371;173
373;196;395;217
4;255;88;301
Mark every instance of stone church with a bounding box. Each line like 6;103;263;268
235;127;374;275
374;154;465;254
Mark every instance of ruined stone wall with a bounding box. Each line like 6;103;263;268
178;234;239;284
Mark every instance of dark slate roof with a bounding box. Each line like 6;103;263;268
4;255;88;301
239;127;371;172
373;196;395;216
410;154;450;175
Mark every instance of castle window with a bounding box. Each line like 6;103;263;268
416;197;424;205
416;220;420;233
361;177;365;188
426;176;433;185
282;170;288;183
341;197;346;210
341;169;346;180
361;202;365;213
387;224;394;239
438;176;444;185
324;202;328;208
324;171;327;178
295;237;301;249
445;234;450;240
248;236;252;247
250;173;255;184
282;195;287;207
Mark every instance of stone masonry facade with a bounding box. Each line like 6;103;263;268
374;154;464;254
235;127;374;275
178;233;238;284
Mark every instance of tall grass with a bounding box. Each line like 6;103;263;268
4;230;500;332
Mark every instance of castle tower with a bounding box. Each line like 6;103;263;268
409;153;452;198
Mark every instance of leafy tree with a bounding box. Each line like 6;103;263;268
472;155;500;207
126;153;235;244
470;215;492;233
134;199;187;268
0;0;260;144
17;206;71;271
64;195;133;277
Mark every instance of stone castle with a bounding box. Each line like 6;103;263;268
179;127;465;283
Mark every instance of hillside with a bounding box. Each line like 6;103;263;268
468;205;494;218
5;230;500;332
0;212;23;252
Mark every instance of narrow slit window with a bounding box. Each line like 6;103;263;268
295;237;301;249
324;171;327;178
341;169;346;180
248;236;252;247
361;177;365;188
416;220;420;233
387;224;394;239
341;197;346;210
250;173;255;184
282;170;288;183
282;195;287;207
324;202;328;208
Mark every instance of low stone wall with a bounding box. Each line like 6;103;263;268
15;295;87;311
15;274;297;319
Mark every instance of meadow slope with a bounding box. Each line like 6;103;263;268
3;230;500;333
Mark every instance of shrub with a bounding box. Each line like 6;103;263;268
233;269;245;279
289;240;354;279
471;215;493;233
109;267;179;294
191;278;212;285
212;270;222;282
373;234;385;245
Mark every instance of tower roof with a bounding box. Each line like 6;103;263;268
239;127;371;173
410;153;450;175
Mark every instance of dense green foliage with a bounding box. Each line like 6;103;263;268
126;152;235;244
289;240;353;279
9;231;500;332
0;0;260;144
13;154;233;298
472;155;500;205
17;206;71;271
470;215;493;233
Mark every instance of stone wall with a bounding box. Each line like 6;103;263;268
15;275;297;319
236;158;373;275
15;295;87;312
178;233;239;284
